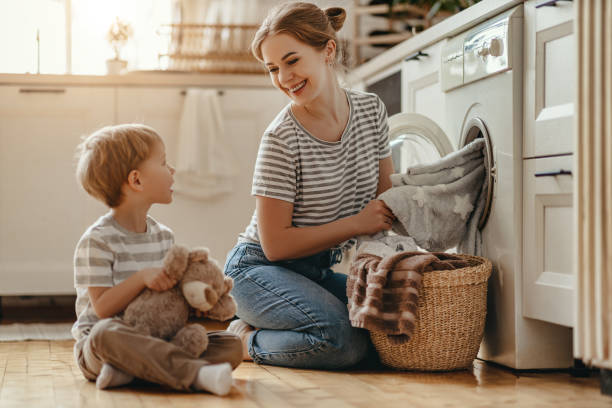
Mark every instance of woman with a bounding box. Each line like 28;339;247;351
224;2;395;369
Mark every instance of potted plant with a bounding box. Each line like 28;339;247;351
106;17;133;75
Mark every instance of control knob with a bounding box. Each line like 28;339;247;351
477;37;503;58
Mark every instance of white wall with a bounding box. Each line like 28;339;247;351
149;88;288;263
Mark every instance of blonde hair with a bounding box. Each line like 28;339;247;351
75;124;162;208
251;2;348;68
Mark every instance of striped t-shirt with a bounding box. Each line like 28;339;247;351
71;212;174;340
239;89;391;249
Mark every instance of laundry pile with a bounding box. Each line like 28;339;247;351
382;137;488;255
347;138;488;340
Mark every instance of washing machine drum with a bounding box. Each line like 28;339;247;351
387;112;494;230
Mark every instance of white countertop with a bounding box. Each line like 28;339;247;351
0;71;274;88
347;0;523;84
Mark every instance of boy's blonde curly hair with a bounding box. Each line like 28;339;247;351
76;124;162;208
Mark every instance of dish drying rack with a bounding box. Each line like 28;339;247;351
157;23;265;74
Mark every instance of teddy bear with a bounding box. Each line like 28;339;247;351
121;244;237;358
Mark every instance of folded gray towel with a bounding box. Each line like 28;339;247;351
379;138;488;255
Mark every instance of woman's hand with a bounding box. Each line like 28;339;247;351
140;267;177;292
352;199;396;235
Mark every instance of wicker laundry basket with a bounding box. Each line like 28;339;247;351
370;254;492;371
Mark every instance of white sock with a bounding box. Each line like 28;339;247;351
227;319;255;361
96;363;134;389
193;363;233;396
227;319;254;337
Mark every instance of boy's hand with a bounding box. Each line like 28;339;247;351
140;267;177;292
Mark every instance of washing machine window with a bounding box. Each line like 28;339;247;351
388;113;494;230
388;112;454;173
460;117;495;229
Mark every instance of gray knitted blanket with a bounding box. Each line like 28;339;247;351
378;138;488;255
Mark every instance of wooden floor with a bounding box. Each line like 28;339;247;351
0;339;610;408
0;302;610;408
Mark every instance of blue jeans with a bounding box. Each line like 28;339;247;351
223;242;369;369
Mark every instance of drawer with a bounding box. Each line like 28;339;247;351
523;0;575;158
402;40;444;80
522;154;575;327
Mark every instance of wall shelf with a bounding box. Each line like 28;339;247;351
158;23;264;74
350;1;453;66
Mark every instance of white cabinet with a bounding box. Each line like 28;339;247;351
0;85;112;295
401;41;448;137
522;0;577;328
0;84;286;295
523;0;575;157
522;155;575;327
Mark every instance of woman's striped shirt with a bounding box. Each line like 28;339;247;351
238;89;391;249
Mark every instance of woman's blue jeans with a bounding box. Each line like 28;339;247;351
223;242;369;369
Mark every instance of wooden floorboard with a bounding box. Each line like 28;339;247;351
0;339;610;407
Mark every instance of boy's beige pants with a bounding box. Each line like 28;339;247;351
74;318;242;391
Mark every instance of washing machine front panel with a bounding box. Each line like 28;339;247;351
388;109;499;232
444;65;523;368
445;72;518;156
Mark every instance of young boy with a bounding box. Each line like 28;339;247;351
72;124;242;395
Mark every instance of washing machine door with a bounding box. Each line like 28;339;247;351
388;112;493;231
388;112;454;174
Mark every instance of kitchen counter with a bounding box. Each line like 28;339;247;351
0;71;273;88
347;0;523;84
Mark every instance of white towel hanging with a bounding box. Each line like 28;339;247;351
174;88;237;200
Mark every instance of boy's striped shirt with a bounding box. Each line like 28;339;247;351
71;212;174;340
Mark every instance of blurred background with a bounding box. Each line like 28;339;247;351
0;0;474;75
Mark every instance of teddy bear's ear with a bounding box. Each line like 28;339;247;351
189;247;209;263
164;244;190;280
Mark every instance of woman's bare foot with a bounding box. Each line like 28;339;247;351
227;319;255;361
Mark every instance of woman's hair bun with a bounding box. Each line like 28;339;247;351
325;7;346;32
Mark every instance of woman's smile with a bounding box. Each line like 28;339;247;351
288;80;307;95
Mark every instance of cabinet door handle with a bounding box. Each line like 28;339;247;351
405;51;429;61
534;169;572;177
19;88;66;94
180;90;224;96
536;0;573;9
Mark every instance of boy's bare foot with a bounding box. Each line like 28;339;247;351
227;319;255;361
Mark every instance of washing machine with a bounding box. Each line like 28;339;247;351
388;5;572;369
